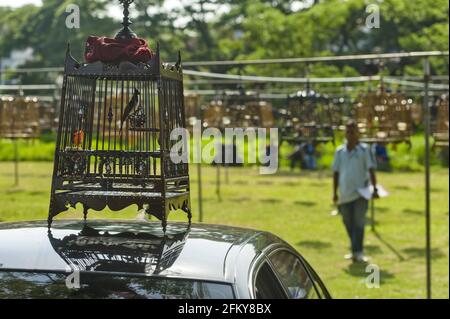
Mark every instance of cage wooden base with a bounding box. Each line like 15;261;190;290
48;190;191;232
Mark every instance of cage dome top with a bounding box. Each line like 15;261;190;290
81;1;155;65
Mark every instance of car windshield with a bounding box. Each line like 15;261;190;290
0;271;234;299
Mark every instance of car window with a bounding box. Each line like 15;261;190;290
254;262;287;299
0;271;234;299
301;259;329;299
269;250;319;299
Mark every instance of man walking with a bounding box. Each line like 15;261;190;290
333;120;378;263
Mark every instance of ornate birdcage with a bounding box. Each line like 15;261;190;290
433;94;449;147
0;96;41;139
48;0;191;231
282;90;335;144
355;89;413;146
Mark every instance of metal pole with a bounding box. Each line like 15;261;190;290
423;57;432;299
225;165;229;184
14;139;19;186
216;165;221;201
197;163;203;222
194;86;204;223
371;199;375;232
0;58;3;86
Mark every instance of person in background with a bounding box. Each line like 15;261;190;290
303;142;318;170
373;143;391;172
333;120;379;263
288;144;304;171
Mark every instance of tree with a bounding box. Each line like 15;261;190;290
0;0;448;83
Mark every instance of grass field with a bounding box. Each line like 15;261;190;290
0;162;448;299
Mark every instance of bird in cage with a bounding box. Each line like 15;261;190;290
73;129;85;148
120;88;141;131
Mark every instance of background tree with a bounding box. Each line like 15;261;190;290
0;0;448;85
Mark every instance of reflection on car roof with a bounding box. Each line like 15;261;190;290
0;220;280;283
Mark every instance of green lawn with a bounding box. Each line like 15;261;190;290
0;162;448;299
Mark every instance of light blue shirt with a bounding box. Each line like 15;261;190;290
332;143;376;205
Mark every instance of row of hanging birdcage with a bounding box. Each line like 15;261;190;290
0;96;41;139
0;95;58;138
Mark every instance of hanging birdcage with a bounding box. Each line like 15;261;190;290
48;0;191;231
203;91;274;130
244;100;275;129
388;93;414;142
282;89;335;144
38;99;58;133
330;96;353;131
433;94;449;147
184;93;201;128
203;99;225;128
355;89;413;145
0;96;41;139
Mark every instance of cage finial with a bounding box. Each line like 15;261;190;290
115;0;137;40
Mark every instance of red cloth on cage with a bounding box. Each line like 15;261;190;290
84;36;154;64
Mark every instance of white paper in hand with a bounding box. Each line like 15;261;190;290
358;185;389;200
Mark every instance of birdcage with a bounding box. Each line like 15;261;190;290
38;99;58;133
244;100;275;129
184;93;201;128
282;90;335;144
0;96;41;139
48;2;191;231
388;93;414;142
433;94;449;147
355;90;413;145
203;91;274;129
330;96;353;131
203;99;225;128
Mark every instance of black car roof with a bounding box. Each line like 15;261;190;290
0;220;283;284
